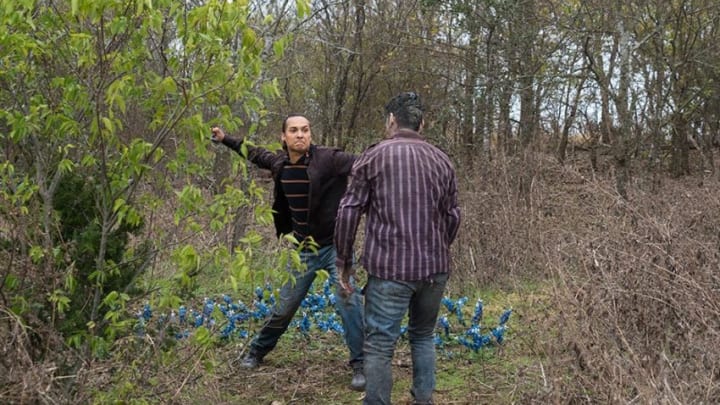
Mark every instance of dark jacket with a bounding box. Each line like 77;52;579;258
222;137;355;246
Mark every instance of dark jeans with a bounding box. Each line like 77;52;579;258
363;273;448;405
249;244;364;365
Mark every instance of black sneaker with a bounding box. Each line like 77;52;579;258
350;363;366;391
239;353;262;369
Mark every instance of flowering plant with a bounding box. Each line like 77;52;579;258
134;282;512;353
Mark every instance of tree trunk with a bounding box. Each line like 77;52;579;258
613;19;632;200
670;111;690;177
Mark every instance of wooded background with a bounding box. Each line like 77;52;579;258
1;0;719;403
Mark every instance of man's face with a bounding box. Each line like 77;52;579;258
282;116;312;156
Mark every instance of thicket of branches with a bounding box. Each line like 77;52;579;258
456;149;720;403
2;0;720;403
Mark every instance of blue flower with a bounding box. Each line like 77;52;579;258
331;322;344;335
142;303;152;321
480;334;491;347
472;299;483;324
299;312;311;334
178;305;187;323
253;302;269;319
138;290;512;352
220;317;236;338
491;325;506;344
433;332;443;347
193;312;203;328
202;297;214;318
232;300;248;313
439;315;450;337
499;309;512;326
316;319;329;332
454;297;467;325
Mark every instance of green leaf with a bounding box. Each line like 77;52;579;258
101;116;114;133
239;232;262;245
64;271;77;293
192;326;213;346
68;333;84;349
113;198;126;214
48;290;71;314
290;250;303;271
273;37;286;57
103;291;120;307
29;245;44;264
81;155;97;167
159;292;182;309
58;159;74;174
261;80;280;99
296;0;311;18
4;274;18;290
316;269;329;283
283;233;299;245
242;28;257;50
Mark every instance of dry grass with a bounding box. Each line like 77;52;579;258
454;147;720;403
543;174;720;403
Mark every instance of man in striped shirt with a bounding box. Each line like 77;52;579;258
335;92;461;405
211;114;366;391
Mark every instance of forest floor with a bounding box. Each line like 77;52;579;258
226;286;550;405
117;281;555;405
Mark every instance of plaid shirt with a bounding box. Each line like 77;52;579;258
335;129;461;281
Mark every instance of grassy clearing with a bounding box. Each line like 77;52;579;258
81;278;553;404
174;280;554;404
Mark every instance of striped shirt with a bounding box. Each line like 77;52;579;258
280;156;310;242
335;129;461;281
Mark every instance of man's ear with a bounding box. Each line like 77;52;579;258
384;113;395;138
387;113;395;127
419;119;425;132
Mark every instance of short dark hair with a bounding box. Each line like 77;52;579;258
282;113;309;132
384;92;424;131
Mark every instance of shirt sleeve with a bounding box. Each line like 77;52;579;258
222;136;279;170
444;168;461;244
221;135;244;151
334;156;370;270
332;149;357;176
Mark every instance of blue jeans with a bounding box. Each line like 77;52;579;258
249;245;364;365
363;273;448;405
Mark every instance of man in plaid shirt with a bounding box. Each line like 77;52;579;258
335;92;461;404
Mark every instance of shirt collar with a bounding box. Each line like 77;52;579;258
390;129;424;141
284;144;314;164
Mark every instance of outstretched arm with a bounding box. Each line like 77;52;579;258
211;126;279;170
211;126;242;150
